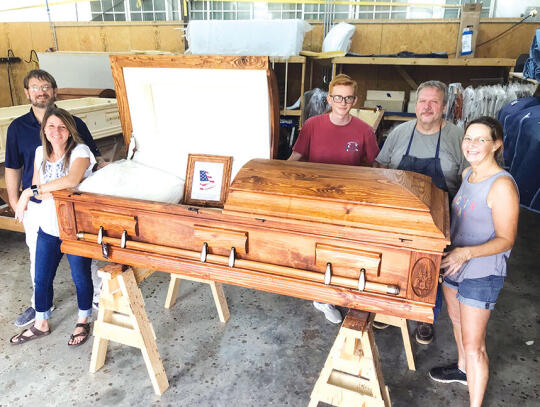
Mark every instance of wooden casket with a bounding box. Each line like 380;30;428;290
53;55;449;323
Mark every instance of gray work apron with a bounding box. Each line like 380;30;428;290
397;123;449;192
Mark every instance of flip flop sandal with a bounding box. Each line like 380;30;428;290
10;325;50;345
68;322;91;347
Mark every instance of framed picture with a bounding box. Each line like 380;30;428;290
183;154;233;208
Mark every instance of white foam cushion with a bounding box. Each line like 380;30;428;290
78;159;184;204
322;22;355;53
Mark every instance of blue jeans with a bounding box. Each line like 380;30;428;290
443;275;504;310
34;228;93;321
433;283;443;323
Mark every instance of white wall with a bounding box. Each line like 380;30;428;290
495;0;540;17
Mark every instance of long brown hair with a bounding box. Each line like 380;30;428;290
40;107;83;172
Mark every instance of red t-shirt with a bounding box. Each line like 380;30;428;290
293;114;379;165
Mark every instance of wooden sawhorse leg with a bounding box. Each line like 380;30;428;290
90;264;169;395
164;274;230;323
373;314;415;371
310;310;391;407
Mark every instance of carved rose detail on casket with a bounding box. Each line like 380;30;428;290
411;257;436;298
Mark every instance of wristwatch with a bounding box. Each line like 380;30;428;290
31;184;39;197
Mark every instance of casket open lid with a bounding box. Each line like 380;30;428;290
110;55;279;179
225;159;450;242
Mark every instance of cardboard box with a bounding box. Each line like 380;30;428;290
364;90;405;112
456;3;482;58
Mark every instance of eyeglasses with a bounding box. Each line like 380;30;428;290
28;85;52;92
330;95;356;104
463;136;493;145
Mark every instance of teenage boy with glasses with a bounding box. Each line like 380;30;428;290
289;73;380;323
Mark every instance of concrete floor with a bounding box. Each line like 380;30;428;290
0;209;538;407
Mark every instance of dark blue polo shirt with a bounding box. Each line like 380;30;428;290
5;108;101;190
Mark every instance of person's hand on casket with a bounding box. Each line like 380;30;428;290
95;157;110;170
441;247;472;277
14;188;33;222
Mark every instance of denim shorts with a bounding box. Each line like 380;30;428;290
443;275;504;310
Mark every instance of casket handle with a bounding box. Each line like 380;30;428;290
324;263;332;285
102;242;110;259
120;230;127;249
229;247;236;268
358;268;366;291
97;226;104;245
75;232;401;296
201;242;208;263
97;226;109;259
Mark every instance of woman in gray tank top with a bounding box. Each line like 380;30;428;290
428;117;519;407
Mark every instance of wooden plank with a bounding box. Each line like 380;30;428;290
332;56;516;67
93;321;143;348
394;66;418;89
129;25;159;51
164;276;181;309
315;243;381;279
374;314;415;370
193;225;248;255
89;209;138;235
380;23;457;56
270;56;306;64
119;269;169;395
350;24;384;55
164;274;229;322
101;26;131;52
209;281;230;323
0;214;24;233
156;25;185;54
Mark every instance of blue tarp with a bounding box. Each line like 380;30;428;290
497;97;540;167
523;28;540;82
512;115;540;212
505;105;540;169
499;98;540;212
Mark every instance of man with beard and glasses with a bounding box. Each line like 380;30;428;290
5;69;103;327
374;80;467;345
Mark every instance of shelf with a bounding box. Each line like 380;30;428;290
509;72;539;85
384;114;415;122
331;57;516;67
270;56;306;64
280;109;302;116
270;56;307;127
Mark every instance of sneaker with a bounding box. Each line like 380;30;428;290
415;322;434;345
373;321;390;329
92;300;99;310
429;363;467;385
14;305;55;327
14;306;36;327
313;301;342;324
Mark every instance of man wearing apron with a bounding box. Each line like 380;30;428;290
375;80;466;344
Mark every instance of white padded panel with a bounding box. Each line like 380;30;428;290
78;159;184;204
123;67;271;181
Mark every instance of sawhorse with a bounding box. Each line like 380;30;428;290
310;310;391;407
